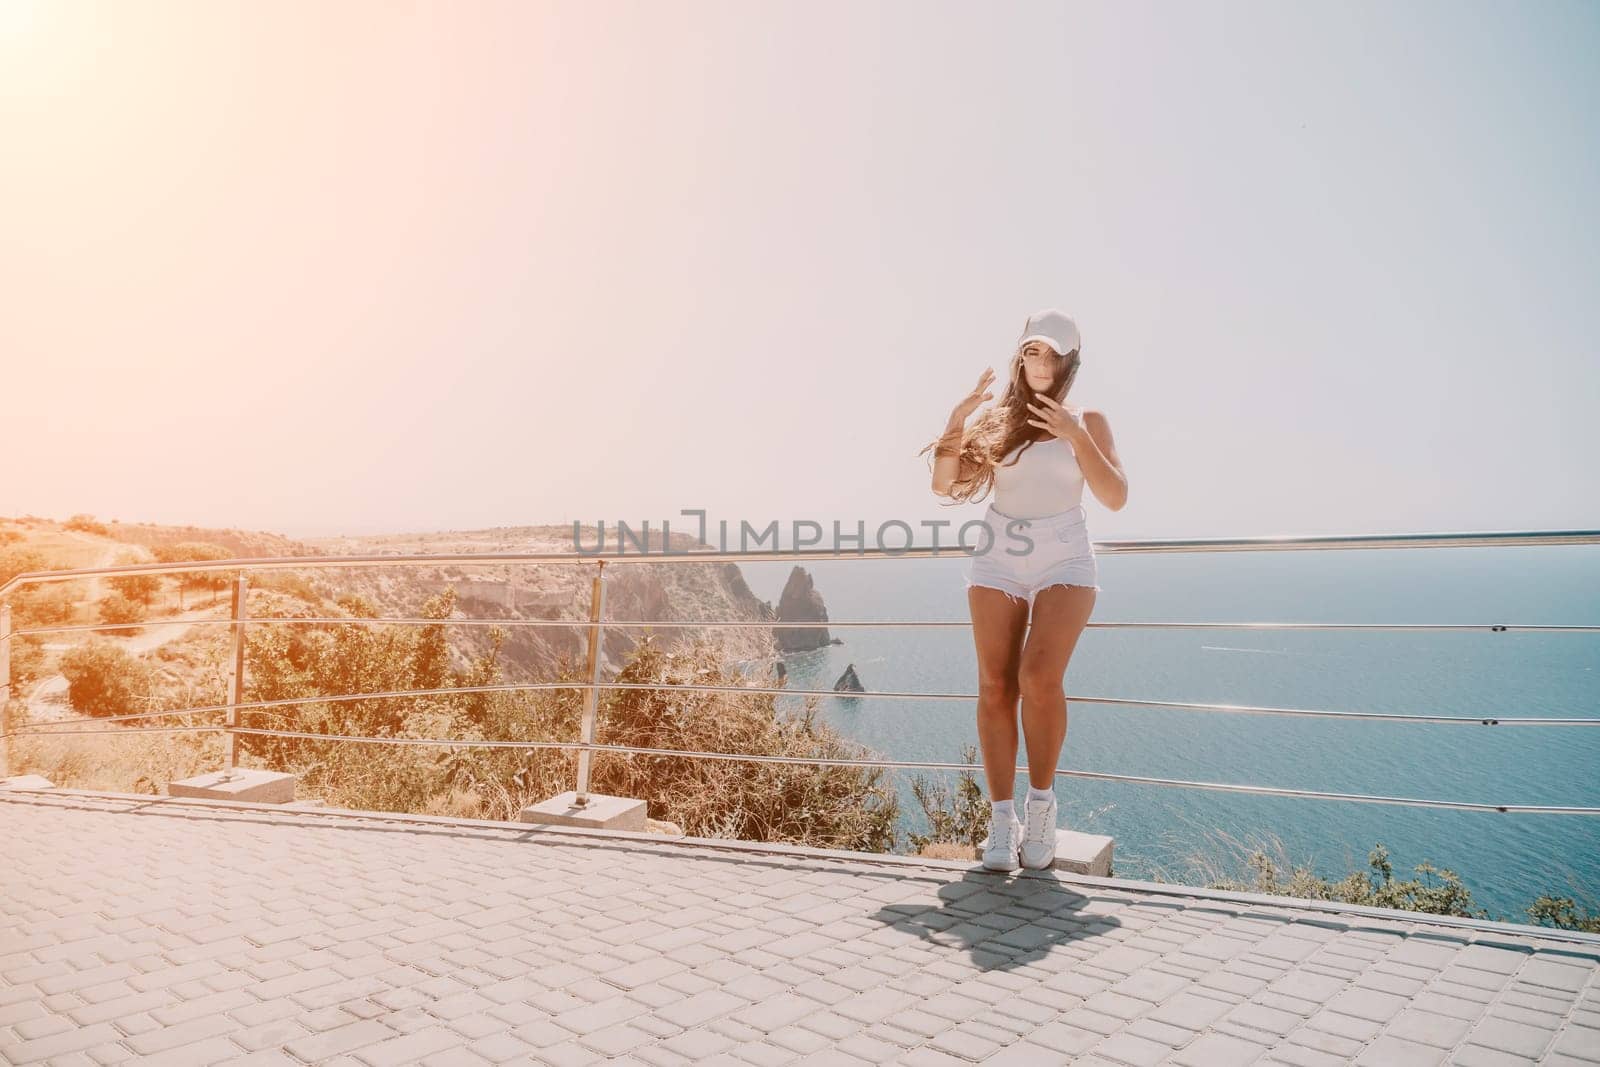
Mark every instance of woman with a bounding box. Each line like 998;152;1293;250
922;309;1128;872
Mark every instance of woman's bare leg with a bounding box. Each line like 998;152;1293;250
967;586;1030;802
1018;584;1096;790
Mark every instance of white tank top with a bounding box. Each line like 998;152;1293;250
992;435;1086;519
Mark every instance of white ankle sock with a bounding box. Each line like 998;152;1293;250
1027;785;1054;803
992;799;1015;822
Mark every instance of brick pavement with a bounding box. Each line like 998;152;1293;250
2;789;1598;1066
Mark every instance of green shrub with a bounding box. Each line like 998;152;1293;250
107;572;162;605
153;542;235;606
7;634;46;688
58;640;157;718
1206;843;1486;919
0;547;47;586
15;585;74;628
107;553;161;606
251;570;322;605
1528;896;1600;933
906;743;989;851
99;592;148;627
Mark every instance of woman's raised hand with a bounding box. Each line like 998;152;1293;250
951;367;996;422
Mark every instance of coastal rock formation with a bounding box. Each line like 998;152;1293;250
774;566;835;653
833;664;864;692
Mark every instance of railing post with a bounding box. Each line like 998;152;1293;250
573;561;606;808
1;602;11;780
222;573;249;776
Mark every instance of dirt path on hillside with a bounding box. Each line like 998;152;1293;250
61;529;118;604
22;533;217;725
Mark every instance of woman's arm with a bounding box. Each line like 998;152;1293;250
932;368;996;497
931;414;968;496
1068;411;1128;511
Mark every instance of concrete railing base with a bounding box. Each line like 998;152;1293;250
520;791;647;831
1;775;56;791
974;829;1114;877
169;769;296;804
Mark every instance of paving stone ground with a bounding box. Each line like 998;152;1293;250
3;789;1599;1066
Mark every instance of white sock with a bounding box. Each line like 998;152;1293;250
992;799;1015;822
1027;785;1054;803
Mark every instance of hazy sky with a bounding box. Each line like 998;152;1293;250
3;0;1596;543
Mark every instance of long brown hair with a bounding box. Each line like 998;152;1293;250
920;341;1081;505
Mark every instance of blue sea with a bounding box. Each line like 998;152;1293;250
730;542;1600;922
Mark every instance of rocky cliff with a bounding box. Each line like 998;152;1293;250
773;566;836;653
303;524;789;682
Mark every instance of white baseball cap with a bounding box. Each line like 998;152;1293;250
1018;309;1082;357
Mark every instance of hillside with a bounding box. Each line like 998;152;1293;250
2;515;896;852
297;523;785;681
1;514;792;725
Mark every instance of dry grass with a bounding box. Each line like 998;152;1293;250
7;703;224;796
7;632;903;854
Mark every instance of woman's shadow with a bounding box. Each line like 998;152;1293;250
865;868;1128;971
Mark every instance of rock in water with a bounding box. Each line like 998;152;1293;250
834;663;865;692
775;566;833;652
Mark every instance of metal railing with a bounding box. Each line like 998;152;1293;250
2;528;1599;819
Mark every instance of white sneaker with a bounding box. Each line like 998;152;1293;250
1019;792;1059;870
980;811;1023;871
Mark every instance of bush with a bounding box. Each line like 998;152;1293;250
7;634;46;688
0;547;47;586
906;743;989;852
252;570;323;606
15;585;74;628
107;553;161;606
99;592;148;628
65;514;111;536
108;572;162;605
153;542;235;606
335;594;378;618
58;640;157;718
1205;843;1485;919
221;584;899;848
586;636;900;851
4;549;75;628
1528;896;1600;933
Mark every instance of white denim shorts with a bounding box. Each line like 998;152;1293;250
963;502;1101;607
